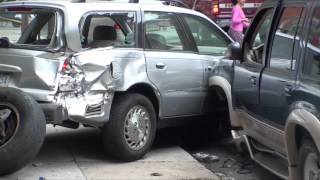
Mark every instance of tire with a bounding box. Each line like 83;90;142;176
0;87;46;175
298;138;320;180
103;93;156;161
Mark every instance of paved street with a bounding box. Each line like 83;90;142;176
1;126;217;180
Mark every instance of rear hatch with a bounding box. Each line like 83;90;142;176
0;5;65;100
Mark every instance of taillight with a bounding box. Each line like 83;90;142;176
58;56;84;92
212;4;219;17
61;57;72;74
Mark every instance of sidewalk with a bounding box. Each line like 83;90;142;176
1;126;218;180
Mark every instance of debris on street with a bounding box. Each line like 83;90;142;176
193;152;220;163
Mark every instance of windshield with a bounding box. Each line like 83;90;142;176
0;8;58;48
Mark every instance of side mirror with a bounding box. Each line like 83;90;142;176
0;37;10;48
227;42;242;60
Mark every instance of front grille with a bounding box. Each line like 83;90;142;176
85;102;103;116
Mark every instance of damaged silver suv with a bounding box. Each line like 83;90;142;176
0;1;231;174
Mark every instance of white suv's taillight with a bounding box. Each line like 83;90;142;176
58;57;84;92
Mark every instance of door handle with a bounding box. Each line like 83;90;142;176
156;62;166;69
248;76;257;86
206;66;213;71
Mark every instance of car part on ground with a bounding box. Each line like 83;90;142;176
0;87;46;175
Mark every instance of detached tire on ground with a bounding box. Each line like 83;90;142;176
0;87;46;175
298;138;320;180
103;93;156;161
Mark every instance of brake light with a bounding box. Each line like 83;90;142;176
212;4;219;17
61;57;72;74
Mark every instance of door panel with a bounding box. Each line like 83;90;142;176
143;11;204;117
145;51;204;117
233;62;262;114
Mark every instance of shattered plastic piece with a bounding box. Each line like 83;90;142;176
221;158;237;168
193;152;220;163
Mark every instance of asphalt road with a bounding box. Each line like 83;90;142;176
154;127;282;180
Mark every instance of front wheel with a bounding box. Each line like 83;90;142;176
102;93;156;161
298;138;320;180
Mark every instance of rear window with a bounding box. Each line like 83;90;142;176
0;7;60;49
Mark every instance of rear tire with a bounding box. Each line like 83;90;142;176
0;87;46;175
298;138;320;180
103;93;156;161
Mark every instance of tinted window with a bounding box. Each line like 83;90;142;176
81;12;136;48
270;7;304;70
245;8;273;64
303;6;320;78
183;14;229;56
144;12;185;51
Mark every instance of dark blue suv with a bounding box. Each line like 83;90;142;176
211;0;320;179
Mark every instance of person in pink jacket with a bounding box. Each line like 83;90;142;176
228;0;250;43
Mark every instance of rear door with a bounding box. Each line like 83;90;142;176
143;11;204;118
179;13;231;112
259;4;306;129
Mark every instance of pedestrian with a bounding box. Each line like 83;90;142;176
228;0;250;44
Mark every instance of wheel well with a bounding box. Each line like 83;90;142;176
124;84;159;116
209;86;229;113
207;85;231;130
295;125;313;149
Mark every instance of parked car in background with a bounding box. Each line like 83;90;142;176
210;0;320;179
0;0;232;175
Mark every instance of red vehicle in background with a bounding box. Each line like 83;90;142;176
173;0;264;30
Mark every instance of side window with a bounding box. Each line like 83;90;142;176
81;12;136;48
244;8;273;64
183;14;229;56
0;11;57;46
144;12;185;51
303;6;320;78
270;7;304;70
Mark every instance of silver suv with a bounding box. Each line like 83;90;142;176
0;1;231;174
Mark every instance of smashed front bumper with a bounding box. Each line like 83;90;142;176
41;92;114;127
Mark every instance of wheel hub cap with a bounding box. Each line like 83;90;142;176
0;104;18;146
124;105;150;151
304;153;320;180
